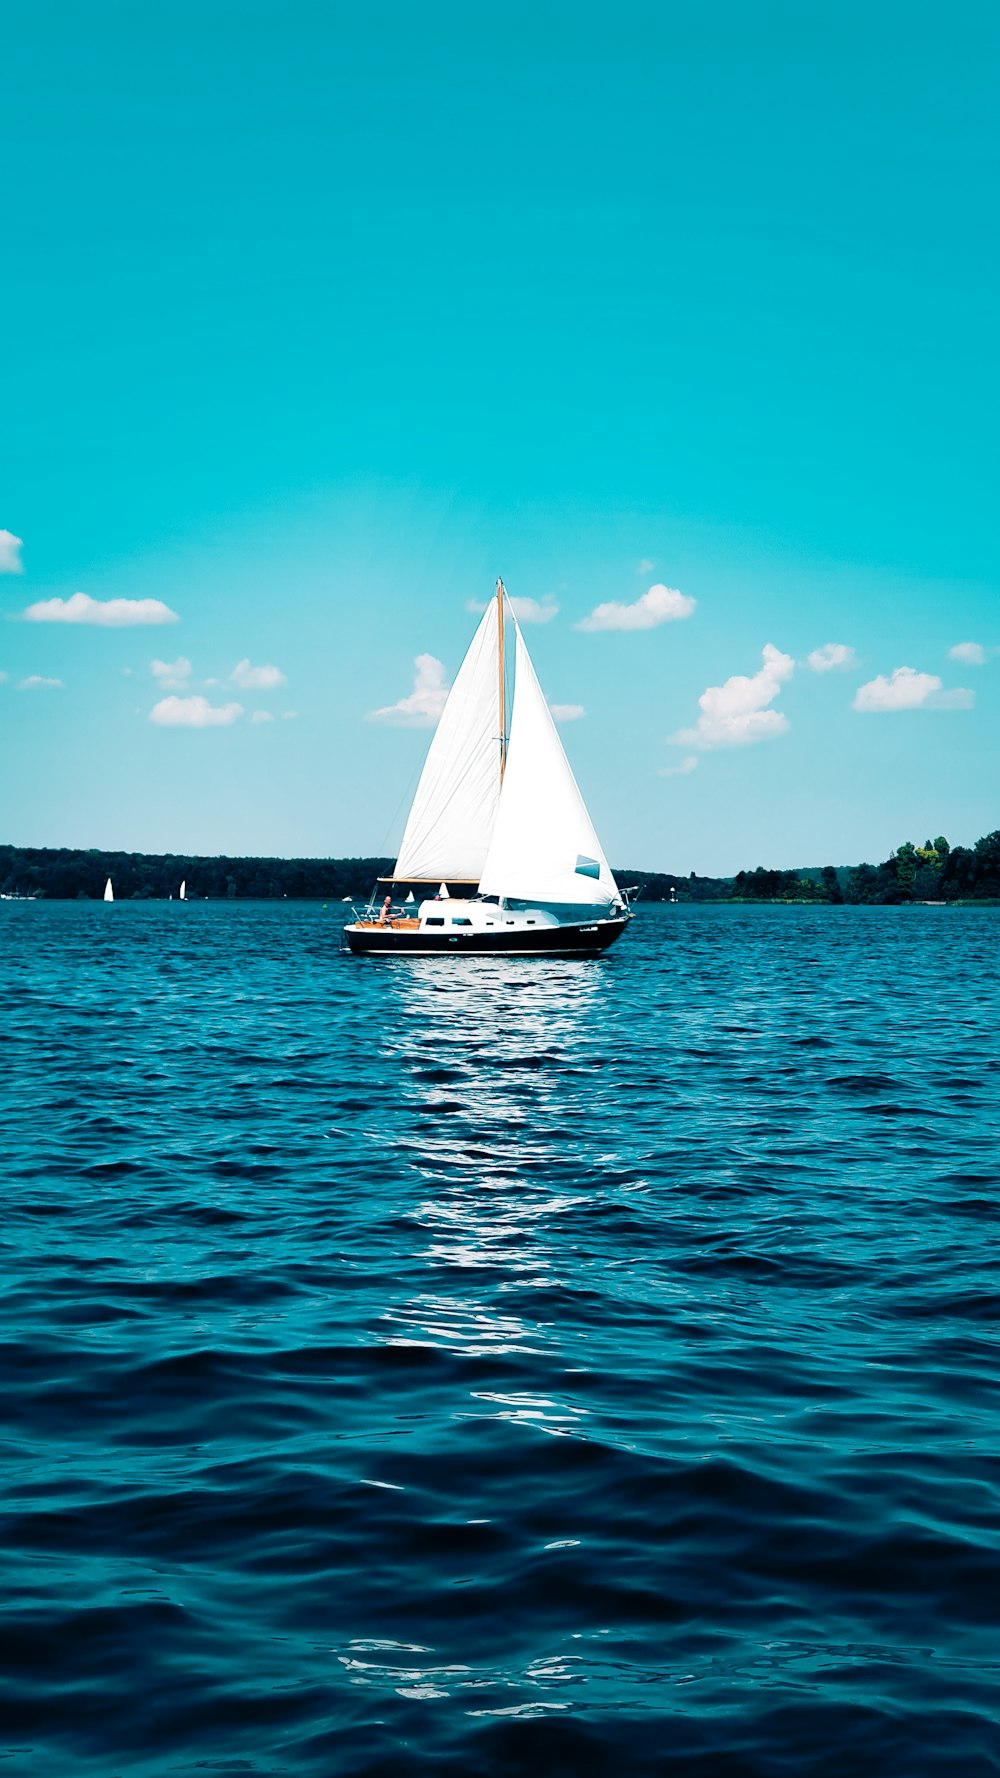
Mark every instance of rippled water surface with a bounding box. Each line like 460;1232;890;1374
2;901;1000;1776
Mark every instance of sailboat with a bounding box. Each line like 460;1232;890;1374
179;880;187;901
344;581;631;957
103;878;114;903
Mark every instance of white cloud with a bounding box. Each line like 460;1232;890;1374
467;595;559;624
638;558;655;574
948;641;987;666
282;710;298;720
674;643;794;749
511;596;558;624
576;583;695;632
0;530;24;574
928;687;975;710
659;755;700;777
18;675;65;690
853;666;941;712
24;592;179;626
807;642;856;673
150;695;243;728
230;658;287;690
151;656;192;689
251;709;274;724
549;703;585;722
367;653;449;726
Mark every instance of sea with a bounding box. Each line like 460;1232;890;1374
2;900;999;1777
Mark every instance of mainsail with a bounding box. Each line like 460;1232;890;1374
393;601;504;882
478;621;617;908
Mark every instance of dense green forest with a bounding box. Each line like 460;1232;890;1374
0;847;393;903
2;832;999;903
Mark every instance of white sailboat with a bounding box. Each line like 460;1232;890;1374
104;878;114;903
345;581;631;956
179;880;187;901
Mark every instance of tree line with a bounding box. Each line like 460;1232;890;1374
0;847;394;902
2;831;998;903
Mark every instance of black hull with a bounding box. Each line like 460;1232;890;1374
344;917;629;958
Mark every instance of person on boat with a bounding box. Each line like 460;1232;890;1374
378;895;392;926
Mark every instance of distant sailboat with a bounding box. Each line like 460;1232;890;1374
179;880;187;901
344;581;631;956
104;878;114;903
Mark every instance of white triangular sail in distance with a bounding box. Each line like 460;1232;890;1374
393;601;503;883
479;621;618;909
179;880;186;900
104;878;114;902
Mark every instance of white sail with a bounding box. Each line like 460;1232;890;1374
478;622;618;908
393;601;503;882
104;878;114;902
179;880;186;900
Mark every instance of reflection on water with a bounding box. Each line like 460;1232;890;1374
375;960;611;1361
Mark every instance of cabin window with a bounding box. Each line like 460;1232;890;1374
425;917;445;927
452;917;473;927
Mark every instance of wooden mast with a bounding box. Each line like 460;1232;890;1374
496;578;507;783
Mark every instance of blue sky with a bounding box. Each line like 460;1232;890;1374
2;0;997;875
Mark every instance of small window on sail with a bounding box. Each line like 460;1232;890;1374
575;855;600;879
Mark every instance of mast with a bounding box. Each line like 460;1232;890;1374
497;578;507;783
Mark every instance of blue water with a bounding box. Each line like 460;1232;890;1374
2;901;999;1776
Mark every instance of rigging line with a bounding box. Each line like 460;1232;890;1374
376;750;424;859
497;577;507;785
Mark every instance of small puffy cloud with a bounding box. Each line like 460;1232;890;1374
853;666;941;712
467;595;559;624
230;658;287;690
150;695;243;728
510;596;558;624
251;709;274;724
549;703;584;723
638;558;655;574
367;653;449;726
659;755;699;777
282;710;298;720
808;642;856;673
24;592;178;626
18;675;65;690
674;643;794;749
577;583;695;632
0;530;24;574
948;641;987;666
151;656;192;689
